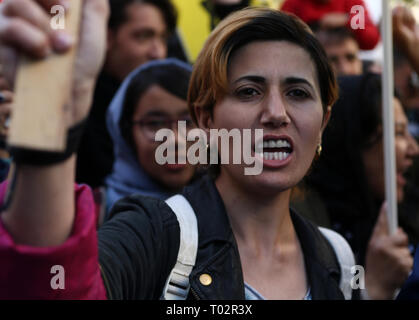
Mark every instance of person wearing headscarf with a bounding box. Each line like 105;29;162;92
105;59;197;214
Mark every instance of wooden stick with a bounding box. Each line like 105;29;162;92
381;0;398;234
8;1;83;152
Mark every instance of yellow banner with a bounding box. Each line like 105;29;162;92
173;0;285;62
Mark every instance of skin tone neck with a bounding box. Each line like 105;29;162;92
215;172;295;253
215;168;307;300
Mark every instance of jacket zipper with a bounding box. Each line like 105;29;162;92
190;287;201;300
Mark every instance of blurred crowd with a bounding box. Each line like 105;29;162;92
1;0;419;300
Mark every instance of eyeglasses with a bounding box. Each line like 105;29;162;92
132;117;195;141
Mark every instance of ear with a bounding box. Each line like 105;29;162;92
321;105;332;133
194;105;213;134
318;106;331;146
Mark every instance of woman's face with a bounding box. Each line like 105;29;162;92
202;40;328;196
131;85;196;191
362;98;419;202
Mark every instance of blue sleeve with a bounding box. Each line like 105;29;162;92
397;247;419;300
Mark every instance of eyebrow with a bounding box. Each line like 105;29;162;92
233;75;315;91
282;77;316;91
233;75;266;85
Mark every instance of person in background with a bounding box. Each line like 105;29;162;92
104;59;197;215
280;0;380;50
292;73;418;299
392;7;419;208
393;5;419;75
393;5;419;300
315;27;363;76
76;0;178;190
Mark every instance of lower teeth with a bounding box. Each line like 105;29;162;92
263;152;289;161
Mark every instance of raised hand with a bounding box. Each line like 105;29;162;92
0;0;109;247
365;202;414;299
0;0;109;127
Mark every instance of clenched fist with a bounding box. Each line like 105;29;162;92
0;0;109;127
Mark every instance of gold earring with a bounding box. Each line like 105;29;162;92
316;144;322;156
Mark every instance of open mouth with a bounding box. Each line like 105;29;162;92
255;136;294;161
396;167;410;188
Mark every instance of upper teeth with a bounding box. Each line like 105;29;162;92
257;139;291;150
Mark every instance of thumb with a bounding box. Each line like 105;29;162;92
76;0;109;80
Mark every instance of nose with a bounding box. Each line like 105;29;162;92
407;133;419;158
337;59;353;76
260;89;291;128
148;37;167;60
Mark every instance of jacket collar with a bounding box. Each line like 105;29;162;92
182;175;344;300
183;175;234;244
183;175;245;299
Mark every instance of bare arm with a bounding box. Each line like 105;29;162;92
0;0;108;246
2;158;76;246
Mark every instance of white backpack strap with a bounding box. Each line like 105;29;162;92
162;194;198;300
319;227;355;300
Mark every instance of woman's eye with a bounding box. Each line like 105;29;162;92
236;87;260;99
287;89;309;99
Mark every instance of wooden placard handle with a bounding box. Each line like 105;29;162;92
8;1;83;152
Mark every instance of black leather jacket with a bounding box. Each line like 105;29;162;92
98;175;346;300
